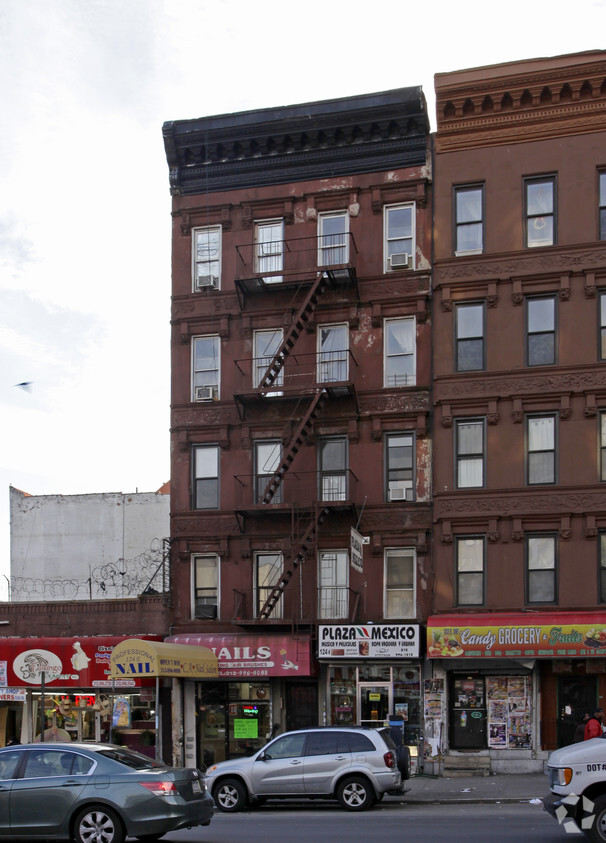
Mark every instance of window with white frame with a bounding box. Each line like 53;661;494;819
525;176;556;248
384;203;415;271
455;418;485;488
192;226;221;289
255;440;282;504
601;413;606;481
526;414;556;485
455;302;484;372
192;335;220;401
526;534;557;603
599;292;606;360
599;533;606;603
454;185;484;254
255;219;284;283
385;433;414;501
256;552;283;619
318;212;348;266
253;329;284;390
526;296;556;366
193;445;219;509
456;537;485;606
319;437;347;501
318;324;348;383
600;172;606;241
319;550;349;619
384;317;416;387
384;548;415;618
193;555;219;619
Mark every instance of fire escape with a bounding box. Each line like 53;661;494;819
233;233;360;621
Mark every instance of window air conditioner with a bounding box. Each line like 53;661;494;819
195;386;216;402
196;275;218;290
389;253;409;270
389;485;413;501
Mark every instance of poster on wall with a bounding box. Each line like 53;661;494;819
423;678;445;759
486;676;531;749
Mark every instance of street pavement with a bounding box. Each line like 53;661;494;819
393;771;548;804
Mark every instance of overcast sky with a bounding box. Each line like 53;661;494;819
1;0;604;601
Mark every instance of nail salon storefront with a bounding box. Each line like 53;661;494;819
426;612;606;774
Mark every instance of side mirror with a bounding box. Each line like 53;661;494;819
258;750;267;761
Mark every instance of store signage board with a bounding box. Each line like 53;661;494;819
318;625;420;659
0;688;26;701
428;612;606;658
166;634;314;677
350;527;364;573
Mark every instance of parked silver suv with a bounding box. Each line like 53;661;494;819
205;726;409;812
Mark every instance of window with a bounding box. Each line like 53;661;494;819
253;329;284;390
255;219;284;282
456;537;485;606
455;419;485;488
601;413;606;481
384;548;415;618
319;550;348;619
256;552;283;619
193;445;219;509
192;335;219;401
384;317;416;387
599;533;606;603
599;172;606;240
526;415;556;485
385;433;414;501
525;177;556;248
318;212;348;266
255;440;282;504
318;324;348;383
600;292;606;360
454;186;484;254
265;733;306;760
526;534;557;603
455;302;485;371
384;203;415;271
526;296;556;366
319;437;347;501
192;226;221;289
305;731;350;756
193;555;219;619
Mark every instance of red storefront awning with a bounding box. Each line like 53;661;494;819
427;612;606;659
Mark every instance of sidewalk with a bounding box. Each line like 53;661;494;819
392;772;548;804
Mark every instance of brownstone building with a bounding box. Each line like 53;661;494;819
163;89;432;769
430;51;606;773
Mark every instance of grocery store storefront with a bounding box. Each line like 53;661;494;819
318;624;421;764
166;632;315;769
427;612;606;774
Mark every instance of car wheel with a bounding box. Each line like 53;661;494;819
337;776;374;811
396;745;411;779
73;805;125;843
213;777;248;812
586;794;606;842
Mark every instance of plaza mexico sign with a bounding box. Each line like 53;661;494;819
428;612;606;659
318;625;420;659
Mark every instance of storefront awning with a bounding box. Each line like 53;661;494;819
110;639;218;679
427;612;606;659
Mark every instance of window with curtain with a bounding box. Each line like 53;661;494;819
255;440;282;504
192;335;220;400
318;212;348;266
317;324;348;383
526;534;557;603
600;172;606;241
192;225;221;289
526;296;556;366
319;551;348;619
384;548;415;618
456;537;485;606
384;317;416;387
193;556;219;619
525;176;556;248
456;302;484;371
600;292;606;360
527;415;556;485
256;552;283;619
255;219;284;282
193;445;219;509
455;185;484;254
455;419;485;488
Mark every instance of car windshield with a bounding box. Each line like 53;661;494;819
96;747;165;770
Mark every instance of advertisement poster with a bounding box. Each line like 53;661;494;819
112;696;131;728
487;676;531;749
318;625;419;659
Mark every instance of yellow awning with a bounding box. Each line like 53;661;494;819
110;639;218;680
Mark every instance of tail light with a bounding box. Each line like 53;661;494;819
383;751;396;769
139;781;177;796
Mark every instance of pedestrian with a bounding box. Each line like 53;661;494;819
584;708;604;740
574;713;590;742
6;736;20;746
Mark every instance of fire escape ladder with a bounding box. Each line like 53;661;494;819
258;273;330;392
260;389;327;505
258;505;331;619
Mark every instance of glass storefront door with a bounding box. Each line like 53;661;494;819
358;683;391;727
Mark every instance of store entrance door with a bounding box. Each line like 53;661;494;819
358;683;391;728
557;676;597;747
450;676;486;749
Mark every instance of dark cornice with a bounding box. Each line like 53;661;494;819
163;87;429;196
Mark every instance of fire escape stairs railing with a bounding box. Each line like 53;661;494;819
257;272;331;392
258;505;331;620
260;388;327;505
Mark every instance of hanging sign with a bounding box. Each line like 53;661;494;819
350;527;365;573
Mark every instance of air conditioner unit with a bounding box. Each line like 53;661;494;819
196;604;217;619
195;386;216;402
196;275;218;290
389;485;413;501
389;253;409;270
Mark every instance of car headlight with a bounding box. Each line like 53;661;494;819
549;767;573;787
